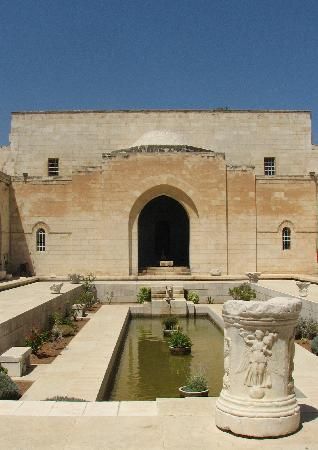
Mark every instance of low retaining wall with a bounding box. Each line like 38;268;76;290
0;284;82;354
254;284;318;321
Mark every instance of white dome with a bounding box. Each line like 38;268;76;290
132;130;188;147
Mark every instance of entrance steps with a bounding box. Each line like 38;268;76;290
139;266;191;276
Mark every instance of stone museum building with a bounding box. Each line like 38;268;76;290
0;109;317;277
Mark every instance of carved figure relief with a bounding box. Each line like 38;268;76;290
223;336;231;389
237;328;278;399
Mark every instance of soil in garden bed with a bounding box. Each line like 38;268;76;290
15;380;33;396
30;319;89;364
296;339;313;354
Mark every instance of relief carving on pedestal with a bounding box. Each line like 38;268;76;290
237;328;278;399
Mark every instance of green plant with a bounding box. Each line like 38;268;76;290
295;318;318;340
162;316;178;330
311;336;318;355
137;287;151;303
105;291;114;304
0;364;8;374
207;296;214;304
25;327;50;355
168;330;192;348
0;372;21;400
45;396;86;402
80;273;97;309
183;374;208;392
229;283;256;301
188;291;199;304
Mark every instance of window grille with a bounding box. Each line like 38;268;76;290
264;157;276;176
282;227;291;250
36;228;46;252
48;158;59;176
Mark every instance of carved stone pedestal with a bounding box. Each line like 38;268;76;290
215;297;302;437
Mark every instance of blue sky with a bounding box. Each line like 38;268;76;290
0;0;318;144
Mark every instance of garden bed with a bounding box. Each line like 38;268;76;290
30;319;89;364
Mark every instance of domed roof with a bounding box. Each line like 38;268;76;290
132;130;188;147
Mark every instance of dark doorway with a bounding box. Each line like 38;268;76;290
138;195;189;269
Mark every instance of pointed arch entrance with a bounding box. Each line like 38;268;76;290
138;195;189;270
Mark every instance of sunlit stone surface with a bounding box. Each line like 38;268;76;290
215;297;302;437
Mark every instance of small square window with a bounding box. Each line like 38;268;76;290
264;157;276;176
48;158;59;176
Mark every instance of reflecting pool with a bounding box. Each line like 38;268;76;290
106;317;224;401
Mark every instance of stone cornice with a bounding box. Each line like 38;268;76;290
102;145;225;160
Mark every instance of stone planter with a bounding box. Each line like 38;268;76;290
163;329;177;337
246;272;262;283
215;297;302;438
72;304;86;319
296;281;310;297
169;346;191;355
179;386;209;397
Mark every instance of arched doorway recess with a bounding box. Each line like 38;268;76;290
138;195;189;270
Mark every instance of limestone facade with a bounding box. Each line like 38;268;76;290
0;110;317;277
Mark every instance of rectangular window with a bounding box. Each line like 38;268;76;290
48;158;59;176
264;157;276;176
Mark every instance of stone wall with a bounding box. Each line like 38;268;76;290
0;172;10;272
256;177;317;273
9;110;312;177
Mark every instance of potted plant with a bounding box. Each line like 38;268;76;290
179;374;209;397
162;316;179;336
168;330;192;355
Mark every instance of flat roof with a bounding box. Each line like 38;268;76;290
11;109;311;115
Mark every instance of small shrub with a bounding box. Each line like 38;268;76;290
25;327;50;355
0;372;21;400
0;364;8;375
207;296;214;304
78;291;95;309
45;396;86;402
295;318;318;340
168;330;192;348
311;336;318;355
137;287;151;303
183;374;208;392
80;273;97;309
229;283;256;301
162;316;178;330
188;291;199;304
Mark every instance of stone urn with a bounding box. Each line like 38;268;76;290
296;281;310;297
179;386;209;397
210;268;222;276
69;273;81;284
245;272;262;283
215;297;302;438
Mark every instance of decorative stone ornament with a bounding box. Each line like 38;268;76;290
246;272;262;283
49;282;63;294
69;273;81;284
296;281;310;297
210;268;222;276
215;297;302;438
